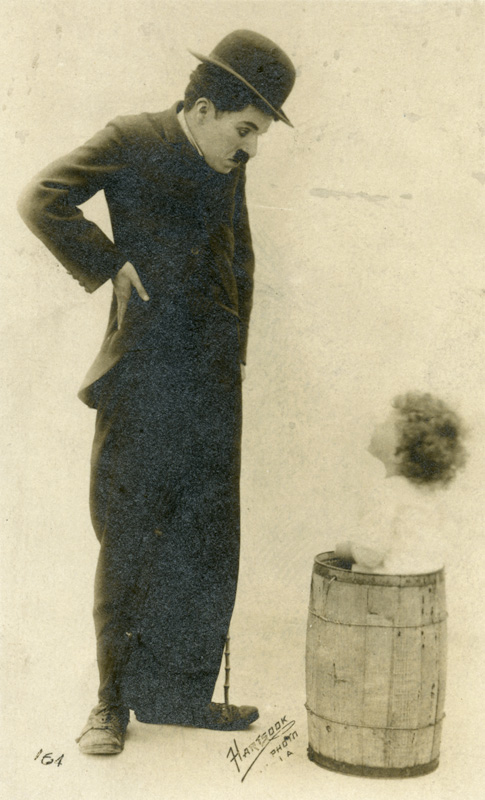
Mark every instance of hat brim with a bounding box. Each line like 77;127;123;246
188;49;293;128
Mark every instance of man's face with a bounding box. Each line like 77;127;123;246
194;102;273;174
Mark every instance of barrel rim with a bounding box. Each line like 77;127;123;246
307;745;439;778
313;551;445;586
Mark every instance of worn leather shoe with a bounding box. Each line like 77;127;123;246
195;702;259;731
76;702;129;755
134;701;259;730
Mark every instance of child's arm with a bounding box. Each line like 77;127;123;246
335;540;386;571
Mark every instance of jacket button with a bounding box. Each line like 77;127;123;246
191;246;199;255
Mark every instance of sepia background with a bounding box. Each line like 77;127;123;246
2;1;484;798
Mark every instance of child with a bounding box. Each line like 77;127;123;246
335;392;467;574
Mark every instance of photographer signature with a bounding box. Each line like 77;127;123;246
226;716;298;782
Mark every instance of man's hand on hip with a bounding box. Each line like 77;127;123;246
113;262;150;328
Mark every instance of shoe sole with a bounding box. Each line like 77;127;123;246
79;745;123;755
204;709;259;731
134;709;259;730
77;733;125;755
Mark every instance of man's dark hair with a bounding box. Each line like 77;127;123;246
184;62;278;119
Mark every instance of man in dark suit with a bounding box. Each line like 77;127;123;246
18;30;295;755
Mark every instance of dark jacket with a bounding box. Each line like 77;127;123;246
18;101;255;403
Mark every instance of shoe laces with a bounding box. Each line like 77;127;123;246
93;705;123;731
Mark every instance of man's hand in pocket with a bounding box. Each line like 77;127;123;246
112;262;150;328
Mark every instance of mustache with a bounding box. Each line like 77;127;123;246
233;150;249;165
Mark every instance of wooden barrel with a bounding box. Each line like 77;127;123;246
305;552;447;777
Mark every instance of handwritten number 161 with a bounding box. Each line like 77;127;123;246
34;749;64;766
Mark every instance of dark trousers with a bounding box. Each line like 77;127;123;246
89;308;242;722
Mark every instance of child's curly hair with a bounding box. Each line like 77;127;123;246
392;392;467;486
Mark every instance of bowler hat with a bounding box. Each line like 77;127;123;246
189;29;295;127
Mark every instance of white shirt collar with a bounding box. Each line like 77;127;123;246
177;108;203;156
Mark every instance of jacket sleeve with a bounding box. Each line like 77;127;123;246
232;168;255;365
17;119;131;292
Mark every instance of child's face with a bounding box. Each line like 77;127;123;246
368;410;400;475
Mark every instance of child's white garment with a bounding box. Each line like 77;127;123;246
343;463;444;575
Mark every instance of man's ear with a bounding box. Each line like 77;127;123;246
193;97;214;124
